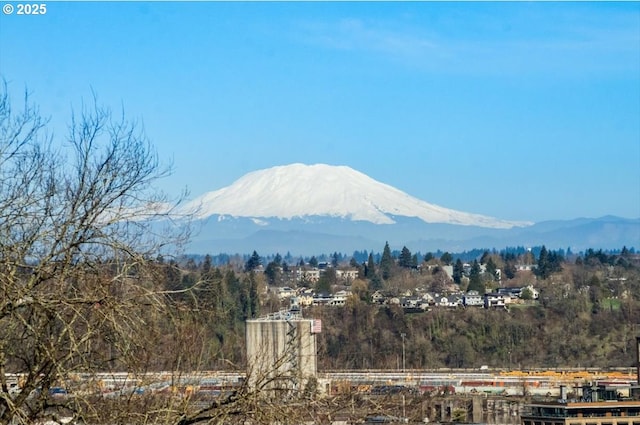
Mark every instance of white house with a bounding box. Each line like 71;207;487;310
277;287;295;299
336;269;358;282
299;269;321;282
463;290;484;307
329;290;352;306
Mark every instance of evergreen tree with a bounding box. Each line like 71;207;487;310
224;270;243;321
332;252;340;267
503;262;517;280
369;274;383;291
366;253;376;278
398;246;413;268
536;246;564;279
424;252;434;262
520;287;534;300
309;256;319;268
197;255;218;307
468;260;484;293
480;251;491;264
206;268;226;312
202;254;212;275
485;257;499;282
536;245;553;279
352;250;368;263
453;259;464;284
264;261;281;285
238;285;251;320
245;250;261;272
248;273;259;318
584;248;610;266
440;252;453;266
502;251;516;262
380;242;394;280
548;250;564;274
316;268;336;294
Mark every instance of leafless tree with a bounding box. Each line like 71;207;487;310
0;83;190;424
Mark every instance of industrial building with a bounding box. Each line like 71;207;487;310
245;310;320;395
520;337;640;425
521;386;640;425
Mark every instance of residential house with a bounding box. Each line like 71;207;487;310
420;292;436;306
329;290;351;306
447;294;463;307
296;288;315;306
433;294;461;308
336;269;358;282
434;295;449;306
497;285;539;301
312;293;333;306
295;267;358;284
497;287;522;304
277;287;295;300
484;293;507;309
371;290;388;305
298;268;321;283
401;296;430;312
498;287;522;298
463;290;484;307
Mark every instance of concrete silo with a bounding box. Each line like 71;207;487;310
245;310;320;393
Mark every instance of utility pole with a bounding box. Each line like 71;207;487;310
401;332;406;373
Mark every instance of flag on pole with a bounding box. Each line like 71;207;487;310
311;319;322;333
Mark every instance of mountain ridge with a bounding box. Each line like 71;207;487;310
177;164;638;255
186;214;639;256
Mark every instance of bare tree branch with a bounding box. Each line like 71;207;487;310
0;82;190;425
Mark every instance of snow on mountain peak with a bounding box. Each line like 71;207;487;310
183;163;530;229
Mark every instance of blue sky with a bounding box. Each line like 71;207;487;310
1;1;639;223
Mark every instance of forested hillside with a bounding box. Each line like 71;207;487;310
314;300;638;370
158;246;640;371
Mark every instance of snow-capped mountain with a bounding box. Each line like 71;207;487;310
182;163;530;229
177;164;638;255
